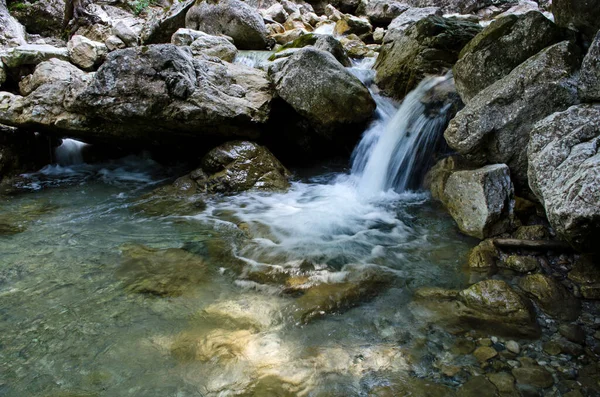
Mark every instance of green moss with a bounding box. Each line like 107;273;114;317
8;2;31;11
278;33;318;52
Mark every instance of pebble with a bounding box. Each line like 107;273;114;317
506;340;520;354
491;336;499;343
474;346;498;363
479;338;493;347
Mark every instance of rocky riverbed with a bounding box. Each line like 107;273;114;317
1;0;599;396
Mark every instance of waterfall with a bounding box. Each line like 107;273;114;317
351;73;459;195
55;138;87;166
234;51;273;68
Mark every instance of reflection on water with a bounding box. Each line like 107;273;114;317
0;158;474;396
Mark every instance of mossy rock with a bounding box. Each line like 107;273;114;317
466;239;499;270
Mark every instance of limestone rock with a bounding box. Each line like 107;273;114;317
189;32;238;62
271;47;375;136
112;20;140;47
579;31;600;102
185;0;269;50
527;104;600;253
142;0;196;44
552;0;600;39
0;44;69;69
374;15;481;100
18;58;85;96
263;3;289;24
0;0;26;48
68;35;107;70
443;164;514;239
364;0;409;26
454;11;566;103
445;41;580;193
518;274;581;321
334;14;372;38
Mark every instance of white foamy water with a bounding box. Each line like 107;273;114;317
54;138;87;166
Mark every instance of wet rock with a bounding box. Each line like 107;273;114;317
527;104;600;253
334;14;372;39
543;340;562;355
67;35;107;71
506;340;520;354
519;274;581;321
313;35;351;66
371;376;456;396
263;3;289;24
474;345;498;362
579;31;600;102
552;0;600;39
0;0;26;48
291;267;393;324
467;239;499;270
512;225;549;241
189;32;238;62
117;244;209;297
199;295;283;331
375;15;481;100
459;376;499;397
414;286;460;300
271;47;375;136
424;155;472;202
131;176;206;217
501;255;538;273
0;44;70;69
512;366;554;388
185;0;269;50
488;372;516;394
339;34;375;58
197;141;290;193
364;0;409;26
558;323;586;345
8;0;64;37
443;164;515;239
568;255;600;299
453;11;566;103
445;41;580;194
141;0;196;44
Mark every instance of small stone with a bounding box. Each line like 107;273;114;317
479;338;493;347
441;364;462;377
508;360;520;368
459;375;499;397
474;346;498;362
512;366;555;388
502;255;539;273
543;341;562;356
506;340;520;354
488;372;515;394
491;336;499;343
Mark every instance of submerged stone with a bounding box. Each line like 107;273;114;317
512;366;554;388
518;274;581;321
117;244;209;297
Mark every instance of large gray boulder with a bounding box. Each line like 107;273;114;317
454;11;566;103
0;45;273;147
374;15;481;100
185;0;269;50
445;41;580;194
0;44;70;69
363;0;409;26
579;31;600;102
271;47;376;135
172;30;239;62
528;104;600;253
442;164;515;239
552;0;600;39
0;0;26;48
67;35;108;71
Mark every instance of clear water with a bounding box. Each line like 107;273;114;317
0;63;476;395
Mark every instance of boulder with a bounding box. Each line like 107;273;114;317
189;32;238;62
443;164;515;239
383;6;441;41
18;58;84;96
552;0;600;39
374;15;481;100
112;20;139;47
271;47;375;135
0;0;26;48
195;141;290;193
314;35;351;66
424;155;472;202
0;44;70;69
67;35;108;71
454;11;566;103
105;35;126;51
0;45;273;148
364;0;409;26
519;274;581;321
141;0;196;44
527;104;600;253
330;0;361;14
579;31;600;102
263;3;289;24
7;0;64;37
445;41;580;194
414;279;540;337
340;34;375;58
501;255;538;272
512;366;554;389
185;0;269;50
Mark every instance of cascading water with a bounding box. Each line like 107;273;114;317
54;138;87;166
351;74;458;195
